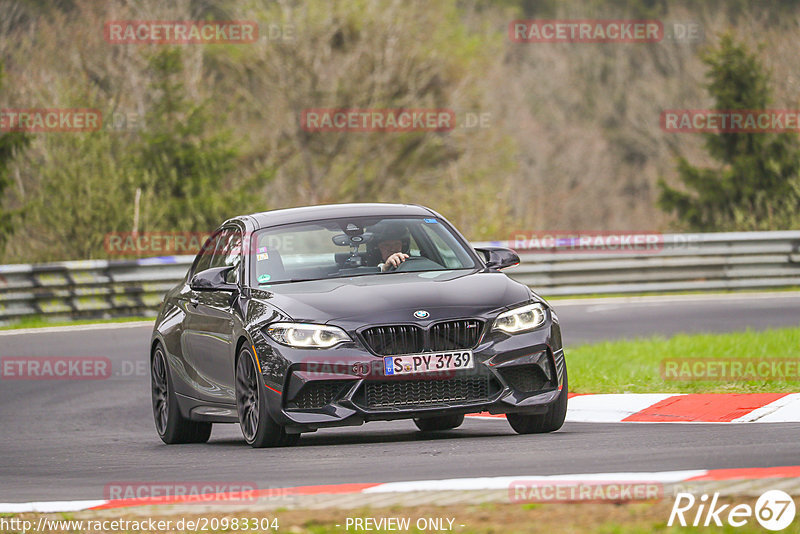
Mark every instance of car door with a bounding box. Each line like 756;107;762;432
182;227;242;404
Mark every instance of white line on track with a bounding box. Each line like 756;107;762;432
552;291;800;307
0;321;154;337
565;393;679;422
361;470;710;493
0;500;107;513
733;393;800;423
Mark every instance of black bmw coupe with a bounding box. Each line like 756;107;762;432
150;203;567;447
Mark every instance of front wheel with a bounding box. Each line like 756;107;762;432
507;365;568;434
413;413;465;431
235;346;299;448
151;344;212;444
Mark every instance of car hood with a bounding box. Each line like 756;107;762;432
250;270;535;326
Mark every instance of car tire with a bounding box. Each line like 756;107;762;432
413;413;465;431
151;344;212;444
236;346;298;448
507;365;568;434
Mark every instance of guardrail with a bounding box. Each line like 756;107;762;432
0;256;194;321
0;231;799;321
475;230;800;296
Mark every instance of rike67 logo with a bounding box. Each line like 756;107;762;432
669;490;796;531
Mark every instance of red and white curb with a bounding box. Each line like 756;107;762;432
468;392;800;423
3;466;799;514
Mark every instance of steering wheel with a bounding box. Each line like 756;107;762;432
387;256;425;272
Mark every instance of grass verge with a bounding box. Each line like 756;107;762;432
8;498;800;533
568;326;800;393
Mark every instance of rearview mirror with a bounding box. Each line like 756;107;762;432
475;247;520;270
332;233;373;246
190;266;238;291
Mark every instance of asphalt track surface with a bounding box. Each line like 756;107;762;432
1;293;799;502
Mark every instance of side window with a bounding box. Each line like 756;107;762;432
224;232;243;284
210;229;242;284
192;231;221;275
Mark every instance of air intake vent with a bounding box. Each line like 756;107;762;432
497;365;549;393
362;376;492;409
362;325;424;356
429;319;483;351
362;320;483;355
289;380;351;409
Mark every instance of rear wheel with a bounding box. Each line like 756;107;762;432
507;366;568;434
151;344;212;444
413;413;465;432
236;346;299;448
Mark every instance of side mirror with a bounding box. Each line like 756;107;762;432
475;247;520;270
190;266;238;291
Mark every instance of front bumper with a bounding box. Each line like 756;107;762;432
252;318;566;432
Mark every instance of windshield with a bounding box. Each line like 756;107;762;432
249;216;476;285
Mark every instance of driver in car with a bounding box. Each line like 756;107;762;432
378;239;409;271
367;224;411;272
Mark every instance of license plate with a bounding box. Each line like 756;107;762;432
383;351;474;376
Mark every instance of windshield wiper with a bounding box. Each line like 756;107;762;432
259;278;321;285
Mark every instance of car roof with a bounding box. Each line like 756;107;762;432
236;203;438;230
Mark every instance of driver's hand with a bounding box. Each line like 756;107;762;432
381;252;409;271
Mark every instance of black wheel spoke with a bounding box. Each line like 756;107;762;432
236;372;252;393
236;352;260;442
151;350;170;435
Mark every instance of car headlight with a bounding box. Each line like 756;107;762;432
265;323;351;348
492;302;547;334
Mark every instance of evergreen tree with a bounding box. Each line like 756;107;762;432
0;62;30;253
136;48;270;232
658;33;800;230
